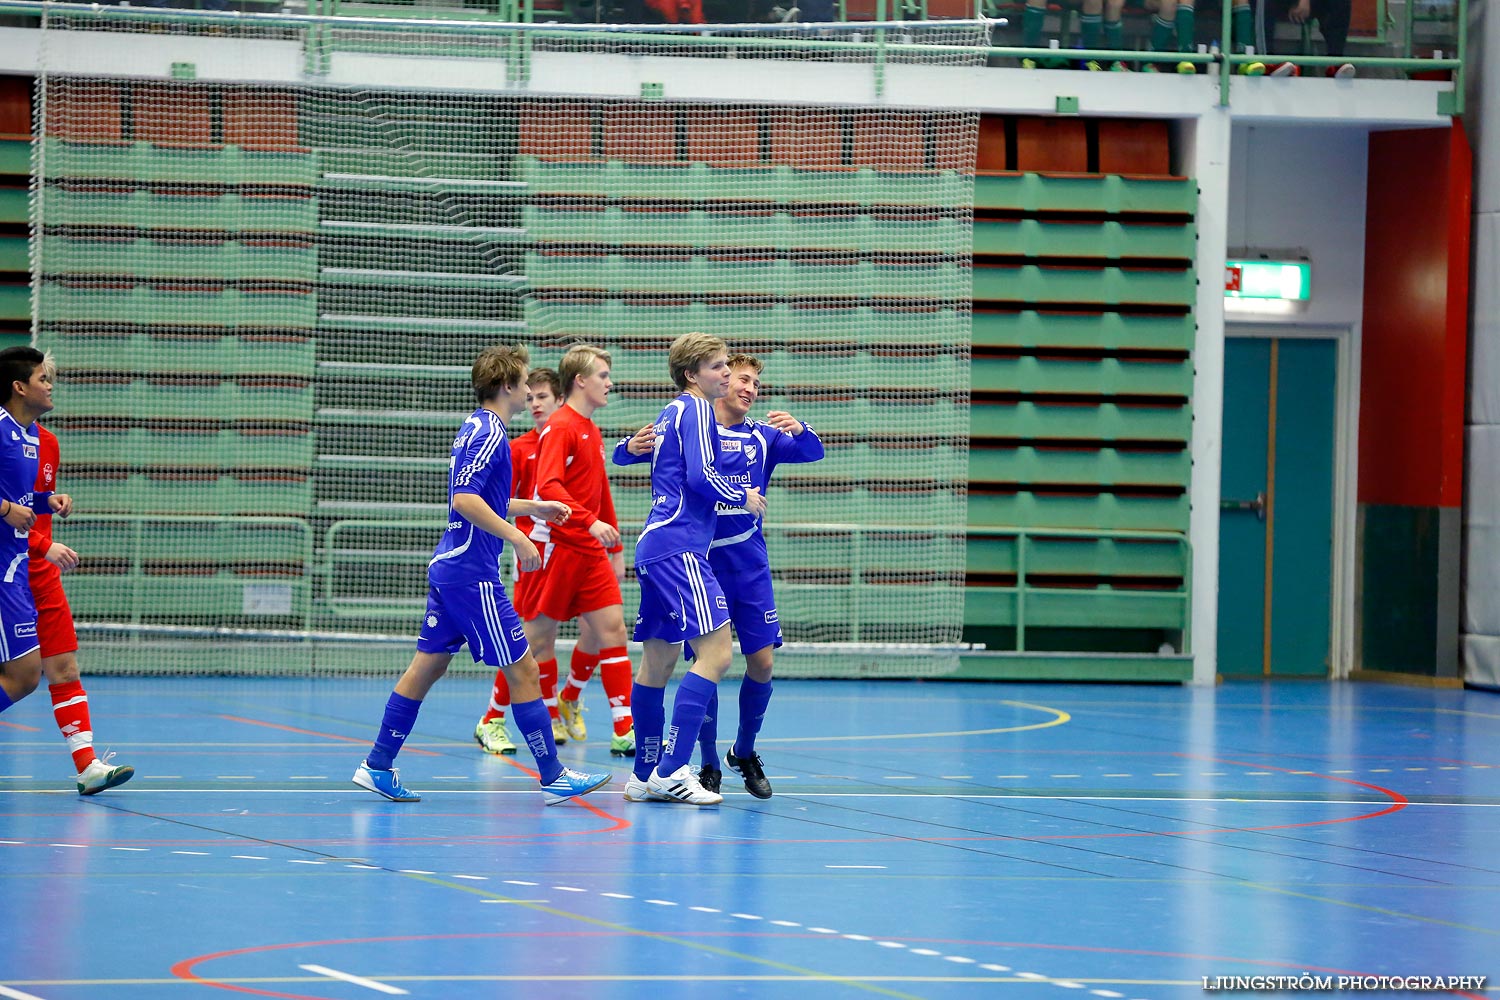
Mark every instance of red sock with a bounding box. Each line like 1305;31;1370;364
481;669;511;724
598;645;634;736
560;647;599;703
538;657;560;719
49;680;96;772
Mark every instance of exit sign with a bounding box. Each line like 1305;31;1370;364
1225;259;1311;300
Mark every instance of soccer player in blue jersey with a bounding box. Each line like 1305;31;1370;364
0;348;73;727
353;345;612;806
622;333;766;806
616;352;823;798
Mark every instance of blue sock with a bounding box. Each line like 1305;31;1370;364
734;677;774;759
658;672;717;778
698;690;719;768
512;697;562;785
631;681;666;782
366;692;421;771
0;684;13;714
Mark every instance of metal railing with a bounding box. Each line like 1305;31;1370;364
967;525;1192;653
0;0;1464;113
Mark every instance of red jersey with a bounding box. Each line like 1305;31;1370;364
28;424;60;588
510;427;541;543
534;404;622;554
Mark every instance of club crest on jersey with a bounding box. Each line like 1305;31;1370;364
745;444;757;463
426;614;439;628
721;439;741;452
41;462;53;486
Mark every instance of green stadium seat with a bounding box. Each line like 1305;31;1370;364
970;400;1191;443
973;219;1197;261
62;426;315;471
972;263;1195;307
972;355;1192;397
968;489;1189;533
972;310;1195;352
973;173;1197;215
968;445;1189;487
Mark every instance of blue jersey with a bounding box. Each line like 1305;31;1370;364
629;393;749;566
0;410;44;586
428;408;514;587
616;415;823;577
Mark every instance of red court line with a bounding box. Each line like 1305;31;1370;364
0;718;42;731
219;714;440;757
489;752;631;831
170;932;1486;1000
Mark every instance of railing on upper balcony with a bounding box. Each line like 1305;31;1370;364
0;0;1464;111
0;0;1466;112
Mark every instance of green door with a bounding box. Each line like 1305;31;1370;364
1218;337;1337;676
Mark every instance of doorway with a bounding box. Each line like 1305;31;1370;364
1217;334;1342;676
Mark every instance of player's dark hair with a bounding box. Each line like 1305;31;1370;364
527;367;563;399
0;346;45;405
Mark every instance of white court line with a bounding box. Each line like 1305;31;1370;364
0;789;1486;807
299;964;408;995
0;985;49;1000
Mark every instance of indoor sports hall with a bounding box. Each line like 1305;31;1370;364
1;2;1497;997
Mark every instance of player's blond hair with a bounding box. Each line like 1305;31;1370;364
471;344;530;404
726;353;762;374
40;350;57;381
669;332;728;390
559;344;612;399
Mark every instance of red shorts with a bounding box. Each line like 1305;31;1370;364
31;575;79;659
512;564;541;621
531;545;623;623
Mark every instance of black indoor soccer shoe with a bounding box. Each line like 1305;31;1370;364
724;749;772;799
697;764;722;795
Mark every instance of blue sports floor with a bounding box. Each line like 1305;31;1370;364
2;677;1498;999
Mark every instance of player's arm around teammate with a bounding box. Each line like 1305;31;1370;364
624;334;765;805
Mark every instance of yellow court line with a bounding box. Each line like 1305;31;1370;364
1241;881;1500;936
760;701;1070;742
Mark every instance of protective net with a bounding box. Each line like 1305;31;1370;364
31;8;982;676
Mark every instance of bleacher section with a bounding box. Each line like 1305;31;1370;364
964;116;1191;665
24;72;1190;676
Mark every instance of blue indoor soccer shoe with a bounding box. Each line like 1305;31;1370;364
542;767;612;806
353;761;420;801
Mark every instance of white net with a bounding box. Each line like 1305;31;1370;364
32;8;983;675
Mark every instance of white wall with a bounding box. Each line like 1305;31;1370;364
1227;123;1370;328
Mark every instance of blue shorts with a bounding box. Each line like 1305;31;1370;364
708;558;784;657
0;575;38;664
416;581;529;668
632;552;731;646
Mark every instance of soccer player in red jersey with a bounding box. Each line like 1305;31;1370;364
0;349;128;794
31;418;134;795
530;344;636;756
473;367;575;755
